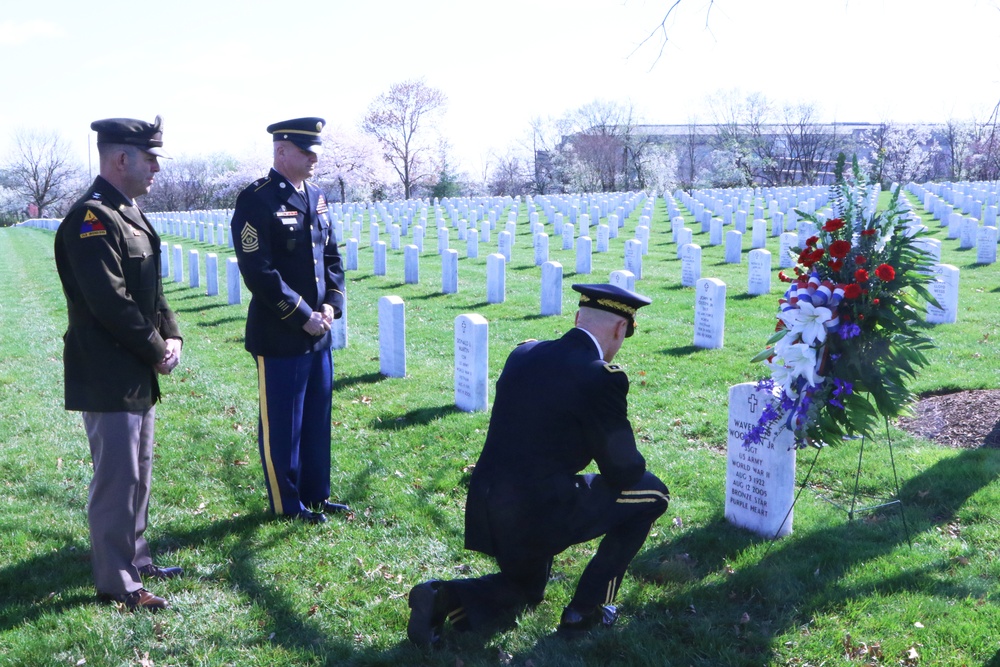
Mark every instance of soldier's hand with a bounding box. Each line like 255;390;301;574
320;304;335;325
156;338;183;375
302;311;330;336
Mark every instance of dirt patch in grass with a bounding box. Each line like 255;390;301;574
897;389;1000;448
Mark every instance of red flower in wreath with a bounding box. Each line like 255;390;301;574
828;259;844;271
861;229;878;237
828;239;852;258
844;283;862;299
875;263;896;281
855;268;869;283
823;218;845;232
805;235;820;247
856;255;867;265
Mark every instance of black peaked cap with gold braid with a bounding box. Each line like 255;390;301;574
572;283;651;337
267;117;325;154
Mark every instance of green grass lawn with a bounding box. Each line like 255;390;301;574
1;189;998;667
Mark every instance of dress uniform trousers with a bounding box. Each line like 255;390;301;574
447;470;668;631
255;350;333;516
83;408;157;596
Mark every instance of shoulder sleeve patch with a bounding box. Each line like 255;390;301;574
516;339;538;346
604;363;625;373
79;209;107;238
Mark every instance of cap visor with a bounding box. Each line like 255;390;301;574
144;146;172;159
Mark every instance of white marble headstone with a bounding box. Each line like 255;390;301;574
454;314;489;412
540;261;563;316
725;383;796;538
487;253;505;304
693;277;725;349
378;295;406;378
926;263;959;324
747;249;772;295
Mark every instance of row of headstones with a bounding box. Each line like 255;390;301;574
917;179;1000;218
153;202;962;329
376;270;728;413
908;183;999;264
332;191;649;233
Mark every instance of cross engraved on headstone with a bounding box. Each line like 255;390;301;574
747;393;758;413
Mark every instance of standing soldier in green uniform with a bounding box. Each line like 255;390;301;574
54;116;184;611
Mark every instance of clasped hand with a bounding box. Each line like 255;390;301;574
302;305;335;336
156;338;182;375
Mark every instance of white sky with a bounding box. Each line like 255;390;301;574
2;0;999;176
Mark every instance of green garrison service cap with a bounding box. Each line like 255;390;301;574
90;115;169;158
572;283;652;337
267;117;325;154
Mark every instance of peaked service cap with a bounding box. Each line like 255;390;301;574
267;117;325;154
572;283;652;337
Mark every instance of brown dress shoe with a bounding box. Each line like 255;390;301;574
139;564;184;580
99;588;169;611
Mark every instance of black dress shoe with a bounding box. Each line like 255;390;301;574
309;500;352;515
556;604;618;637
98;588;169;611
407;581;450;648
293;510;327;524
139;564;184;580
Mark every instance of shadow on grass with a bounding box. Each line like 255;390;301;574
660;345;699;356
369;404;462;430
197;315;247;328
173;302;232;314
617;446;1000;664
333;372;386;391
0;510;410;665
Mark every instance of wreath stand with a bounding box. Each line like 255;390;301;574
768;416;911;547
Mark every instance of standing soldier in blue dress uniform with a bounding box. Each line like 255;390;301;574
231;117;350;525
54;116;184;611
407;283;670;646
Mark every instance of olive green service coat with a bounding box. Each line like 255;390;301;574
54;176;181;412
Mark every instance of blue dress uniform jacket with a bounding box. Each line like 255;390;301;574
54;176;181;412
437;327;668;631
464;327;650;557
230;168;344;356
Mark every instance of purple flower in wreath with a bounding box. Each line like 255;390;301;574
839;322;862;340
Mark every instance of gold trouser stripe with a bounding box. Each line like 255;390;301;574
616;489;670;504
448;608;466;623
605;577;618;605
257;357;283;514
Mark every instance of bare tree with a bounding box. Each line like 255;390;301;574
526;115;573;194
560;100;643;192
363;79;447;199
781;102;837;185
635;0;715;67
5;129;84;217
487;151;531;196
143;154;238;211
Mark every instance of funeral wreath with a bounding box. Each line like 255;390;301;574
745;153;939;449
